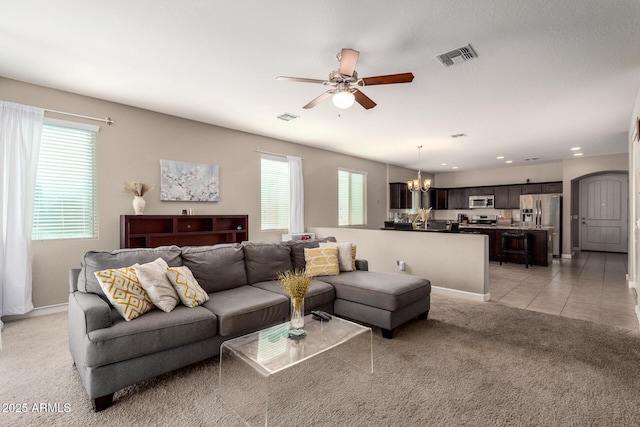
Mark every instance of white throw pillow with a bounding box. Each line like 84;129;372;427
320;242;354;272
135;258;180;312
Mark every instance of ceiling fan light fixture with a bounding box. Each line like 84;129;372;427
332;90;355;109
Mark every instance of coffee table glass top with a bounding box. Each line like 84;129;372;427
220;314;372;376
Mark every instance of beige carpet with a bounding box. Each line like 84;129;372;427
1;294;639;426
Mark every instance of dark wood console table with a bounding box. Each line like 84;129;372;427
120;214;248;248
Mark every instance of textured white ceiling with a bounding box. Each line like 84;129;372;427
1;0;639;172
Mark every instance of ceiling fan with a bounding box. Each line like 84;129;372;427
276;48;414;110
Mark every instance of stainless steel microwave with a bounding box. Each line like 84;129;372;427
469;195;494;209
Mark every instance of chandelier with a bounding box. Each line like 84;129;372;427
407;145;431;193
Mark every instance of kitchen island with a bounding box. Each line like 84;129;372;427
460;225;554;266
380;223;554;267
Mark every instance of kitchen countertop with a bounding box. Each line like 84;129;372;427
381;224;554;232
460;224;554;231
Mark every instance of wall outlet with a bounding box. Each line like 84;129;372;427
396;260;406;271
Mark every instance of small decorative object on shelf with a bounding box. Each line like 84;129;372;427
124;182;153;215
277;269;312;339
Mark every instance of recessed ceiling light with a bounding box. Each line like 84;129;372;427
496;156;504;159
573;152;583;156
505;160;513;164
452;166;459;169
570;147;581;151
277;113;299;121
441;162;448;166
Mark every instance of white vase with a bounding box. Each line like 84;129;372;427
132;196;146;215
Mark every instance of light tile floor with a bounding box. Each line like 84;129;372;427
490;251;640;332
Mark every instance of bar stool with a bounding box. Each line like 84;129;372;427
500;233;531;268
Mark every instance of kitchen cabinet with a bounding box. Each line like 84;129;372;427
423;188;448;210
389;182;412;209
494;185;521;209
463;227;551;266
469;186;494;196
522;182;562;195
448;188;469;209
542;182;563;193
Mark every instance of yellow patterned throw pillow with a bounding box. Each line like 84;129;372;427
304;247;340;277
94;265;154;321
166;266;210;308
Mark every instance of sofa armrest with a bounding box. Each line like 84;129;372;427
69;291;112;333
69;268;81;292
355;259;369;271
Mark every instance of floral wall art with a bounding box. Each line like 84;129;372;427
160;159;220;201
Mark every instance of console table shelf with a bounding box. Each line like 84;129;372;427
120;214;248;248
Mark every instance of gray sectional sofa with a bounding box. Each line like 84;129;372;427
68;238;431;411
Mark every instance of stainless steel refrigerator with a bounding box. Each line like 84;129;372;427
520;193;562;257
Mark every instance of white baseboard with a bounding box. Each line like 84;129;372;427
561;253;573;259
1;303;68;323
431;286;490;302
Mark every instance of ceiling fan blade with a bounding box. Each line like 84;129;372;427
339;48;360;77
358;72;415;86
353;89;377;110
276;76;327;84
303;90;335;109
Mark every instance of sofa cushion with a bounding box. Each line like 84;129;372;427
181;244;247;293
251;279;336;312
287;237;337;270
321;270;431;312
79;246;183;301
202;285;289;337
166;266;210;307
134;258;180;312
242;242;293;284
85;305;217;367
304;247;340;277
94;265;155;321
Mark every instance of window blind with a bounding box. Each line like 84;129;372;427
261;155;290;230
32;121;97;240
338;169;367;226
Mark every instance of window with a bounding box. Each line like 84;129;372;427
338;169;367;226
32;119;98;240
261;155;290;230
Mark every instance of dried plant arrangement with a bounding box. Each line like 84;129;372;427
124;182;154;197
277;269;312;308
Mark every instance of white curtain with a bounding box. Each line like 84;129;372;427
287;156;304;234
0;101;44;318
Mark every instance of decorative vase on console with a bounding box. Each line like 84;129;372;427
124;181;153;216
278;269;312;339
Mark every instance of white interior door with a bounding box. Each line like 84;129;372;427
580;173;628;253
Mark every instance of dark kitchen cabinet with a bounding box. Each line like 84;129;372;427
389;182;412;209
522;183;542;194
542;182;563;193
522;182;562;195
469;186;494;196
494;185;521;209
448;188;469;209
423;188;448;210
463;227;551;266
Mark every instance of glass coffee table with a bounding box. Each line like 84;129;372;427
219;314;373;426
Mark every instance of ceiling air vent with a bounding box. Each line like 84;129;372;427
277;113;299;121
436;44;478;67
